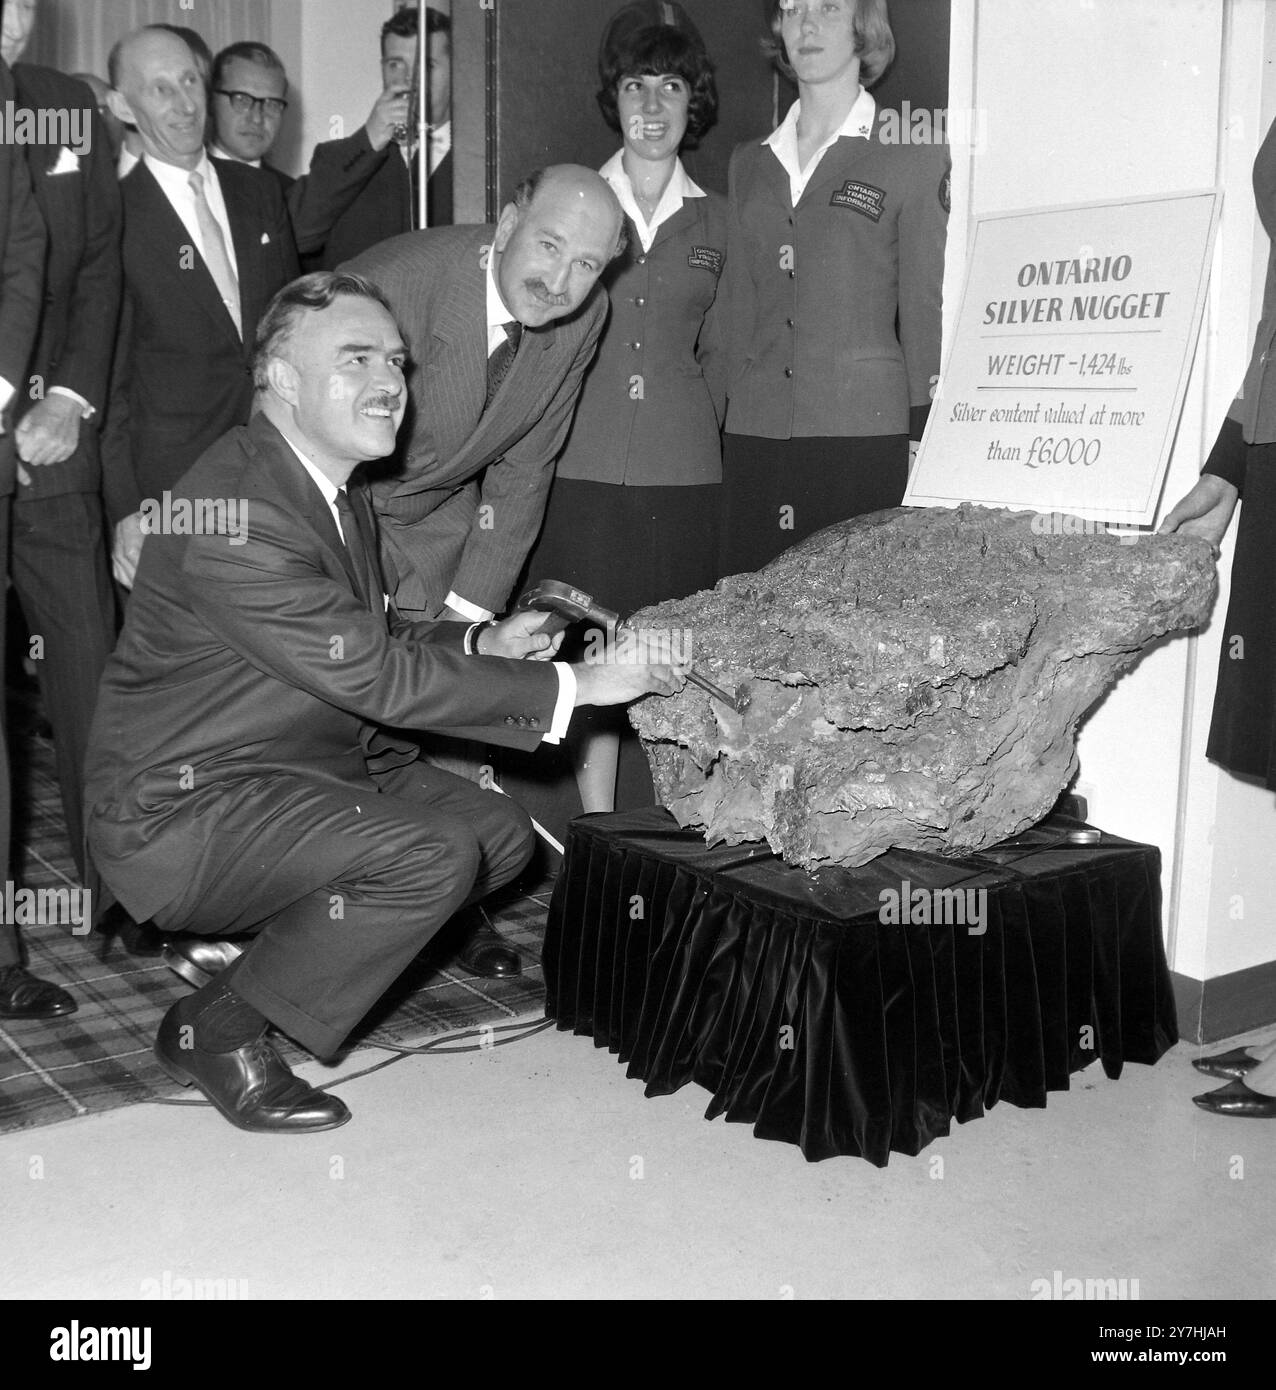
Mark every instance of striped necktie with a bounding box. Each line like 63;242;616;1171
188;169;242;338
485;321;523;407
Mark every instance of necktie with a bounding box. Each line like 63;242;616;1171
334;488;373;605
485;321;523;407
188;170;242;338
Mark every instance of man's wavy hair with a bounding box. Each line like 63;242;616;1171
596;23;718;151
253;272;398;391
762;0;895;90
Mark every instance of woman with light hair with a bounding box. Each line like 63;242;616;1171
718;0;948;574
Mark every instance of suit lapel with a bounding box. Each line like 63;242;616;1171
797;134;874;210
249;416;369;605
430;238;488;429
127;162;241;345
215;159;265;339
648;198;702;255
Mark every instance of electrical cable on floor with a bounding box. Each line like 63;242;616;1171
146;1017;555;1106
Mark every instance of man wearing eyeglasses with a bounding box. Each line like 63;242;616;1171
209;40;407;262
209;42;290;180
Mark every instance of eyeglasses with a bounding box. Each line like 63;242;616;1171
215;90;288;118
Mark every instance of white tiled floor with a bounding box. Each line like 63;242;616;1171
2;1020;1274;1300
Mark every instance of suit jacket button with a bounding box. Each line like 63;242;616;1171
636;255;647;265
505;716;516;724
788;269;796;279
635;297;646;308
784;367;793;378
529;717;540;728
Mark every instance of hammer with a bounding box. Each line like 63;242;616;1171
514;579;746;712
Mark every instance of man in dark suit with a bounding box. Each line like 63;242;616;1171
104;25;300;589
208;42;292;189
2;8;121;890
346;164;622;624
308;5;451;271
208;41;385;259
0;54;73;1020
84;271;685;1132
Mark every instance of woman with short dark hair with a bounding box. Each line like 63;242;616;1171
523;0;727;814
718;0;948;575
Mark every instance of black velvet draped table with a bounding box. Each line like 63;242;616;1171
543;806;1178;1165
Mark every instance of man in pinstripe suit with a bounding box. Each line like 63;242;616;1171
345;164;623;625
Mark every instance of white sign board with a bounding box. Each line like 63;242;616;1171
906;190;1221;523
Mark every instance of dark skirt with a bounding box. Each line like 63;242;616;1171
1207;440;1276;785
718;432;910;576
523;477;721;618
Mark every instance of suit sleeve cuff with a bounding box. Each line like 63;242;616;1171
446;591;495;622
47;386;95;419
1203;415;1247;496
543;663;576;745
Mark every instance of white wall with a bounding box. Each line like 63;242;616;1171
952;0;1276;985
269;0;395;177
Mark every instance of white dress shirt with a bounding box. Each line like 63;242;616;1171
599;149;706;254
764;86;876;206
142;150;240;278
210;142;261;169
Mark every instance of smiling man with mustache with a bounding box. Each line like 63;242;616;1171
343;164;625;629
83;271;687;1133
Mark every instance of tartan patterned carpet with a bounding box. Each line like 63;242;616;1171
0;678;554;1137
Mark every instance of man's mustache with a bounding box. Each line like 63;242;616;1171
525;280;568;306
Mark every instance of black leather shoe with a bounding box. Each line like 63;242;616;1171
1192;1078;1276;1118
154;1001;350;1133
0;965;77;1019
1192;1046;1259;1081
163;937;245;988
111;912;165;958
456;918;521;978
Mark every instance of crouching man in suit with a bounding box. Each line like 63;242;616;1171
83;272;687;1133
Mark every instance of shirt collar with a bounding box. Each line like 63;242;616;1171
763;85;876;157
599;149;704;251
210;142;261;168
280;431;342;509
486;243;515;333
143;148;217;197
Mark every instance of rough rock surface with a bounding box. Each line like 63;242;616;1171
628;505;1217;869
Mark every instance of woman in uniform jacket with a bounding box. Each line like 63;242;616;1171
1162;114;1276;1119
719;0;948;575
524;1;726;813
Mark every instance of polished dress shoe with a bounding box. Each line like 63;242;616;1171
154;1000;350;1133
1191;1046;1259;1081
0;965;77;1019
456;917;521;978
163;937;245;988
1192;1078;1276;1118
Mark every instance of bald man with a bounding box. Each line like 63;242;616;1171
344;164;624;627
103;25;299;588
